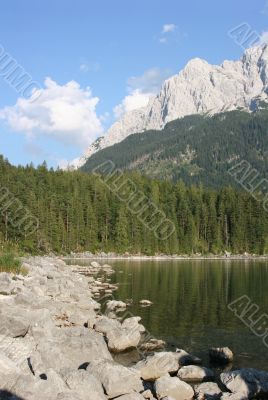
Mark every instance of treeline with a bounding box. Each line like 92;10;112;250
0;156;267;255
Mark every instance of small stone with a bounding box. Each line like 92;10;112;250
178;365;214;382
154;375;194;400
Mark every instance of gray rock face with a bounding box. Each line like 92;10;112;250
134;352;179;381
87;359;143;398
220;368;268;399
209;347;233;364
178;365;214;382
154;375;194;400
75;45;268;169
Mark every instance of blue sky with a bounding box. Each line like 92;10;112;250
0;0;267;167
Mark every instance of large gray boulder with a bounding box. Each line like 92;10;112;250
220;368;268;399
6;369;68;400
94;315;143;353
32;327;112;373
0;352;22;391
122;317;146;333
154;375;194;400
94;315;121;334
178;365;214;382
106;325;141;352
87;359;143;398
195;382;222;399
64;369;106;400
134;352;179;381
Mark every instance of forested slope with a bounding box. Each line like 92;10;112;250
81;109;268;188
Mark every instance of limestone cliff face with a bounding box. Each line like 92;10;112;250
74;45;268;168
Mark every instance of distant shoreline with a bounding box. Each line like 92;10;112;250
62;254;268;261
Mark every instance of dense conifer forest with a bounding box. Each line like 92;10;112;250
0;156;267;255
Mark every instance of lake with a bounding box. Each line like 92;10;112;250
66;258;268;371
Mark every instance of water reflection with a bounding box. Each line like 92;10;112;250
69;259;268;370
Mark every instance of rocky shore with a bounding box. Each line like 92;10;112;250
66;252;268;260
0;257;267;399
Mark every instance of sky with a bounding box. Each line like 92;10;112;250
0;0;267;168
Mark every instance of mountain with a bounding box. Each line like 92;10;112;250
74;45;268;168
81;108;268;188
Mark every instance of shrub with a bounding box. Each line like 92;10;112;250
0;253;24;275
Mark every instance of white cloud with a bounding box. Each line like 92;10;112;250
113;68;172;119
113;89;152;119
162;24;177;33
259;30;268;45
0;77;103;148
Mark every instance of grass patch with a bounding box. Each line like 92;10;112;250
0;253;26;275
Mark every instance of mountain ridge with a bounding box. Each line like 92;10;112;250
73;44;268;168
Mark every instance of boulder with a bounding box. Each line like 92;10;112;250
0;273;16;295
106;326;141;352
139;339;166;352
106;300;127;312
32;328;112;373
91;261;100;268
139;300;153;306
94;316;121;334
95;316;143;353
0;352;22;391
195;382;222;399
64;369;106;400
220;368;268;399
122;317;146;333
117;394;146;400
87;359;143;398
220;394;247;400
134;352;179;381
7;369;68;400
176;349;202;366
154;375;194;400
209;347;233;364
178;365;214;382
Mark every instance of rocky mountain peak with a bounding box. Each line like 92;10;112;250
72;45;268;169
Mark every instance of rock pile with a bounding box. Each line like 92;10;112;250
0;257;267;399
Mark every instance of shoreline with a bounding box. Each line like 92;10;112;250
63;254;268;261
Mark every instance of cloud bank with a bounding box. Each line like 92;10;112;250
0;77;103;148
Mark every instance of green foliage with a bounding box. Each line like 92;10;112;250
81;109;268;188
0;252;23;274
0;155;267;255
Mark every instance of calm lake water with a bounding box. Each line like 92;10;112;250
67;259;268;370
